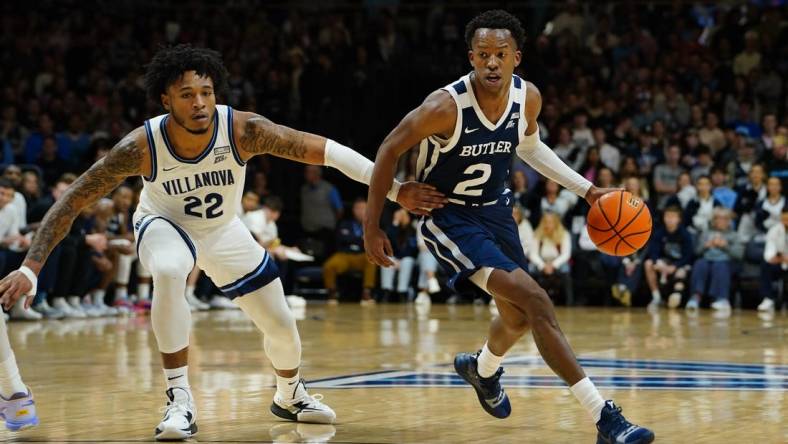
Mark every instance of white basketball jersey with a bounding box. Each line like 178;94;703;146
137;105;246;232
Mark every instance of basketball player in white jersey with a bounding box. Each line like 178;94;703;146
0;44;446;440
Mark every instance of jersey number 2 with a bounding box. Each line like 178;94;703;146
184;193;224;219
452;164;491;196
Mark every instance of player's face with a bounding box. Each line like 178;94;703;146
468;29;521;94
162;71;216;135
767;177;781;196
242;193;259;212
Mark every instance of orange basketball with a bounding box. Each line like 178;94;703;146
586;191;652;256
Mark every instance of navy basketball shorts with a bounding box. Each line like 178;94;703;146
419;198;528;296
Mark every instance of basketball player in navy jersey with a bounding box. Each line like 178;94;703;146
0;44;445;440
365;11;654;443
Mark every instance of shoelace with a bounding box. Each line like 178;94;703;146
297;392;324;406
479;368;505;393
605;403;635;436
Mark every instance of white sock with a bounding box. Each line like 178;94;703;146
0;354;27;398
651;289;661;302
138;283;151;301
276;372;306;400
476;342;504;378
185;285;195;299
115;286;128;301
570;377;606;423
92;289;106;306
164;365;190;390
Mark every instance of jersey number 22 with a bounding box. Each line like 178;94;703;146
183;193;224;219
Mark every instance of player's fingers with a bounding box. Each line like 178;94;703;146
409;208;430;216
2;285;17;311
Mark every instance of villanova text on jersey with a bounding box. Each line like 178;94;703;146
161;169;236;196
416;74;528;203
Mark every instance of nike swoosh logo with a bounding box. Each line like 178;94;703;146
163;166;179;171
167;375;182;380
486;390;506;408
464;127;479;134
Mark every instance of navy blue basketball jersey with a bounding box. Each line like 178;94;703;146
416;73;528;205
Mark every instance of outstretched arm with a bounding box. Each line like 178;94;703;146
0;128;148;308
517;82;614;205
233;110;445;212
364;90;455;266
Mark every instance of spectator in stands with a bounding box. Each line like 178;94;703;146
759;113;778;151
553;126;582;170
36;135;68;185
710;166;737;210
0;178;36;319
511;170;539;225
687;208;744;312
513;206;534;260
593;127;621;173
578;145;605;183
529;212;572;304
665;171;697;210
620;156;651;202
755;177;785;233
733;30;761;77
757;208;787;312
689;146;714;183
643;206;694;309
301;165;342;253
323;198;376;305
540;179;578;221
19;170;41;210
380;209;418;303
652;144;684;209
684;175;723;234
734;164;767;239
698;112;726;154
2;165;26;229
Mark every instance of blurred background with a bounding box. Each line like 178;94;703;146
0;0;786;319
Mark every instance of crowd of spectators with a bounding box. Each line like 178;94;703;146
1;1;786;321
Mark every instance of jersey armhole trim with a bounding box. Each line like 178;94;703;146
143;120;157;182
227;106;246;167
439;87;463;151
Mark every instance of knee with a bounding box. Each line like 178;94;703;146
152;259;191;283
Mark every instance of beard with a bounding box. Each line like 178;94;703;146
171;109;213;135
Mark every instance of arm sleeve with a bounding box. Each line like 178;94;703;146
324;139;401;201
515;130;593;198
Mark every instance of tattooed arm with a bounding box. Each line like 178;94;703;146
232;111;447;213
0;127;149;308
233;111;320;163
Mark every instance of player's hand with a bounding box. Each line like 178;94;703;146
0;270;34;310
397;182;448;216
363;225;395;267
584;185;622;206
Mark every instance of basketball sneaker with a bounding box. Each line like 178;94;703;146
453;351;511;419
154;387;197;441
595;400;655;444
270;379;336;424
757;297;775;312
0;389;39;431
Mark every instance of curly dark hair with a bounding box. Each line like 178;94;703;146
143;44;229;103
464;9;525;50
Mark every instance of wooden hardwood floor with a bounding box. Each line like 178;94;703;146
5;304;786;443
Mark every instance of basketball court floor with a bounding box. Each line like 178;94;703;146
6;304;786;443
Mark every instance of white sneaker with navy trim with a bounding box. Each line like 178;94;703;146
155;387;197;441
270;379;336;424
